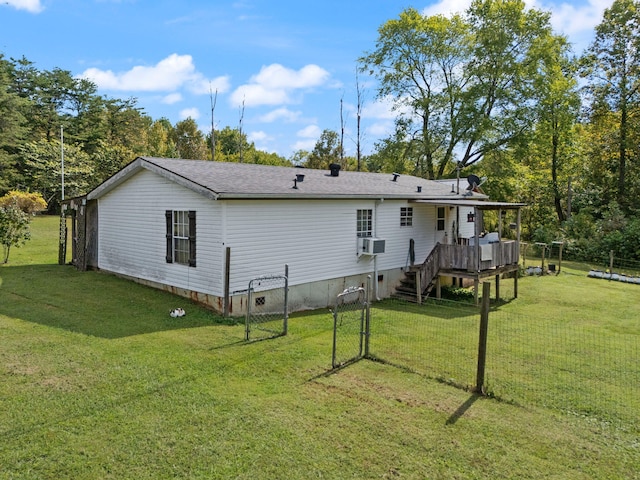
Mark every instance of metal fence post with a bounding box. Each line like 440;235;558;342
475;282;491;394
283;264;289;335
364;275;371;358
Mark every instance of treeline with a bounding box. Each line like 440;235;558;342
360;0;640;262
0;54;292;212
1;0;640;262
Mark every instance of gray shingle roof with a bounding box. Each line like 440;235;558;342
88;156;477;201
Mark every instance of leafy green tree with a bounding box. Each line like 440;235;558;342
581;0;640;210
0;55;30;192
526;36;580;223
305;129;341;169
147;118;177;158
21;139;93;207
0;203;30;263
361;0;561;179
174;118;208;160
212;126;251;161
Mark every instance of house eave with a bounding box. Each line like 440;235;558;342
87;157;220;201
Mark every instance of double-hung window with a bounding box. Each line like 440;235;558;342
437;207;445;231
165;210;196;266
357;209;373;237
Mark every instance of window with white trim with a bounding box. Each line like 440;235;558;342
400;207;413;227
165;210;196;266
357;209;373;237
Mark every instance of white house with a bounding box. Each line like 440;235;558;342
64;157;524;315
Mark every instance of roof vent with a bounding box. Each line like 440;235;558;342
392;173;400;182
296;173;305;182
417;186;422;193
329;163;341;177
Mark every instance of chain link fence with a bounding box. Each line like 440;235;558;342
363;294;639;428
245;273;288;342
331;285;368;368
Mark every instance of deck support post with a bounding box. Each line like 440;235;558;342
495;274;500;301
474;279;479;305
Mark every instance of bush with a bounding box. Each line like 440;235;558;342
0;190;47;215
0;205;31;263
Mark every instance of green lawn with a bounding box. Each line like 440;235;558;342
0;216;638;479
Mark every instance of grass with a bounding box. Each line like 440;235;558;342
0;216;639;479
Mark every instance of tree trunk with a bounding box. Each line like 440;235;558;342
551;119;566;222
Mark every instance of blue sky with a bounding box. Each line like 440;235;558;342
2;0;613;159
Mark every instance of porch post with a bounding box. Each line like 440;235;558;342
474;207;481;272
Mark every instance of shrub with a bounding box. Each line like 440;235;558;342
0;190;47;215
0;205;31;263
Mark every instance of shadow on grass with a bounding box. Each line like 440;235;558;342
373;298;479;320
0;264;237;339
445;394;481;425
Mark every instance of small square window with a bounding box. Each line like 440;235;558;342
401;207;413;227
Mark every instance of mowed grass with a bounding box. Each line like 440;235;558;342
0;216;638;479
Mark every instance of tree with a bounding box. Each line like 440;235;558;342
0;190;47;214
360;0;560;179
147;118;177;158
21;139;94;207
0;204;30;263
581;0;640;210
306;129;341;169
174;118;208;160
0;55;30;191
528;36;580;222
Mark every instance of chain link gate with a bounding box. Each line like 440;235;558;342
245;268;288;342
331;278;370;368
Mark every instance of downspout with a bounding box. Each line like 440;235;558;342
374;198;383;300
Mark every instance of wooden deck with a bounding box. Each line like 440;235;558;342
400;241;520;304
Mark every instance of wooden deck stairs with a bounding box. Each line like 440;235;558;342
392;241;521;304
392;244;441;303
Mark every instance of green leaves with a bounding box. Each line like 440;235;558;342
360;0;561;179
0;203;30;263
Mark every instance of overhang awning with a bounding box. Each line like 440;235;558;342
410;199;526;210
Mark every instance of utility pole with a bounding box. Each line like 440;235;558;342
60;125;65;201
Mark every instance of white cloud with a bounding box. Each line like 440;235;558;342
543;0;611;37
258;107;303;123
297;124;321;139
230;64;330;107
187;75;232;95
422;0;611;46
421;0;471;17
291;139;317;151
79;54;231;94
248;130;272;142
367;121;394;137
179;107;200;120
162;93;183;104
3;0;43;13
361;96;397;120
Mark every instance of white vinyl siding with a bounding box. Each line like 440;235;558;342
96;169;445;300
97;169;223;295
222;199;441;293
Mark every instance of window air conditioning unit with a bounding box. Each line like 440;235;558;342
359;237;386;255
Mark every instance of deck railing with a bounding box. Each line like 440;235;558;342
437;241;519;272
